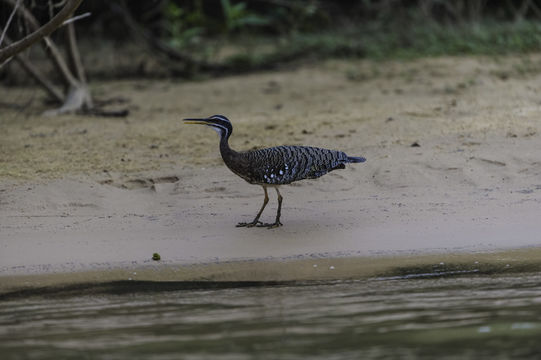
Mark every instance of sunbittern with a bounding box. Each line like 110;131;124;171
184;115;366;228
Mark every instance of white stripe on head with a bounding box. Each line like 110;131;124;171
208;115;231;138
210;123;229;138
210;115;230;122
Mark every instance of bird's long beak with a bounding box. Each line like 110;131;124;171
183;118;211;125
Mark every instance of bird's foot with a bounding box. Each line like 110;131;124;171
236;220;263;228
256;221;283;229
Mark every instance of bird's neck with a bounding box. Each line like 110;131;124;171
219;134;239;164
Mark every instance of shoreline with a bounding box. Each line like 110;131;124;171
2;246;541;296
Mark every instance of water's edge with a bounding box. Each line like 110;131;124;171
2;247;541;298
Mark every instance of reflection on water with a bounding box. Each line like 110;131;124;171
1;273;541;359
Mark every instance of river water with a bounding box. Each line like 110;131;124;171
1;273;541;359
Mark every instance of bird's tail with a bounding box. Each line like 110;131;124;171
347;156;366;163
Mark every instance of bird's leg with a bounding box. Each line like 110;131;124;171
236;186;269;227
257;187;283;229
273;187;284;228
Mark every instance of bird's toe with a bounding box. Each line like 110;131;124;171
236;220;262;228
256;222;283;229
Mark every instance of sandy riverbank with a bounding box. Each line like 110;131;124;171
1;55;541;293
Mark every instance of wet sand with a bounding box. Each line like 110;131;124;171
1;55;541;292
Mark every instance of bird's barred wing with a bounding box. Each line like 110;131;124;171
241;146;351;185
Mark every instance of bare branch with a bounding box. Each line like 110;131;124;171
0;0;83;63
61;12;91;26
53;0;68;9
66;22;87;84
3;0;40;29
0;0;21;47
1;0;80;87
42;84;91;116
14;55;65;102
0;31;64;102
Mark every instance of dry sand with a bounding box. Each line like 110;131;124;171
1;55;541;292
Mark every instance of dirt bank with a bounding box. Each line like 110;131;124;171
1;55;541;290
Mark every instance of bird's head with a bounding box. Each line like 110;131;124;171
183;114;232;139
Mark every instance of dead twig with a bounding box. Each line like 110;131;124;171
2;0;80;88
0;0;83;63
61;12;91;26
0;0;127;117
0;0;21;47
0;29;64;102
65;22;88;86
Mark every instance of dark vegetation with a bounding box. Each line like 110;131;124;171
2;0;541;114
76;0;541;73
